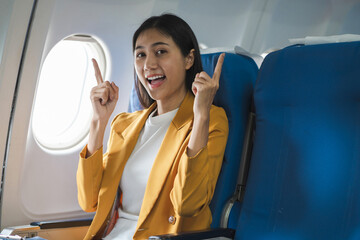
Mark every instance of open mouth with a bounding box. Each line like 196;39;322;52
146;74;166;87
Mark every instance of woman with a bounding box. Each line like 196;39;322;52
77;14;228;240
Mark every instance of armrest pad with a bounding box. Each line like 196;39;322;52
30;218;92;229
148;228;235;240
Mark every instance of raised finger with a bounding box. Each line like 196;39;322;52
212;53;225;81
92;58;104;85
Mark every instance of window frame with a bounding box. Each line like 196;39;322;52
31;34;108;151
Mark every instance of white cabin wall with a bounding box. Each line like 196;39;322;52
341;2;360;34
249;0;331;53
0;0;13;64
172;0;252;49
0;0;34;225
0;0;15;187
248;0;360;54
134;0;260;51
1;0;56;228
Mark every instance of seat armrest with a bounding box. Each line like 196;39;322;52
2;218;92;239
30;218;92;229
148;228;235;240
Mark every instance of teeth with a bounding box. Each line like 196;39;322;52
147;75;164;81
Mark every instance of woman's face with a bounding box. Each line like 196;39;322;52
134;28;193;108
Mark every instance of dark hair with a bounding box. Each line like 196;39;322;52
132;13;203;108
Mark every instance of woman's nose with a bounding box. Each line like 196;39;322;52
144;54;157;70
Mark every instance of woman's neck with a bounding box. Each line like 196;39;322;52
156;91;187;115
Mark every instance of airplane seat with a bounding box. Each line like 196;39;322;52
235;40;360;239
201;52;258;228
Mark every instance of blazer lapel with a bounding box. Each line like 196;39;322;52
136;92;195;229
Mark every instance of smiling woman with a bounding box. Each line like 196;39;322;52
32;35;107;150
76;14;228;240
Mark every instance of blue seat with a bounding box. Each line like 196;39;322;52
201;52;258;228
236;41;360;239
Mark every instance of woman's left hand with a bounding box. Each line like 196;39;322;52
192;53;225;117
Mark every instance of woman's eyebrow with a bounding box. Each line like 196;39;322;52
135;42;169;50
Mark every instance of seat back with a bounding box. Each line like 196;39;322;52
201;52;258;228
236;41;360;239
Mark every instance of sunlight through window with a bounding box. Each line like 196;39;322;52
32;35;107;150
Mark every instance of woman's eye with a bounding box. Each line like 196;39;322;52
156;49;167;55
136;52;145;58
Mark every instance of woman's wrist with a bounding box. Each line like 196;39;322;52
86;119;107;157
193;111;210;123
91;117;108;130
188;112;210;157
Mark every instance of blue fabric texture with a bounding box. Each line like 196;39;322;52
201;52;258;228
236;41;360;239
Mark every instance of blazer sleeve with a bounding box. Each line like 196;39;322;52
170;106;229;217
76;145;107;212
76;114;125;212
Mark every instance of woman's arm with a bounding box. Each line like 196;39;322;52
87;59;119;156
187;53;224;157
77;59;119;211
170;54;228;216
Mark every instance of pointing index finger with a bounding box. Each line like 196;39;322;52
92;58;104;85
213;53;225;81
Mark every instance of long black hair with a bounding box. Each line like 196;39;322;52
132;13;203;108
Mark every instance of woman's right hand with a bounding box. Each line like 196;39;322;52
86;59;118;157
90;58;119;125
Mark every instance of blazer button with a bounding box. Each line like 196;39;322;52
168;215;176;225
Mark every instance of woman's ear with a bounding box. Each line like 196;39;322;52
185;49;195;70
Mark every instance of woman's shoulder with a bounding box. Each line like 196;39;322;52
210;104;227;119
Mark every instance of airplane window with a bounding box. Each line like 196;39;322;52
32;35;107;150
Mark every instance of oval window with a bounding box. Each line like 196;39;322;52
32;35;107;150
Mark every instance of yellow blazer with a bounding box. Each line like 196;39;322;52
77;92;228;239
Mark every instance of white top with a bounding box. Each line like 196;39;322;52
104;108;178;240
